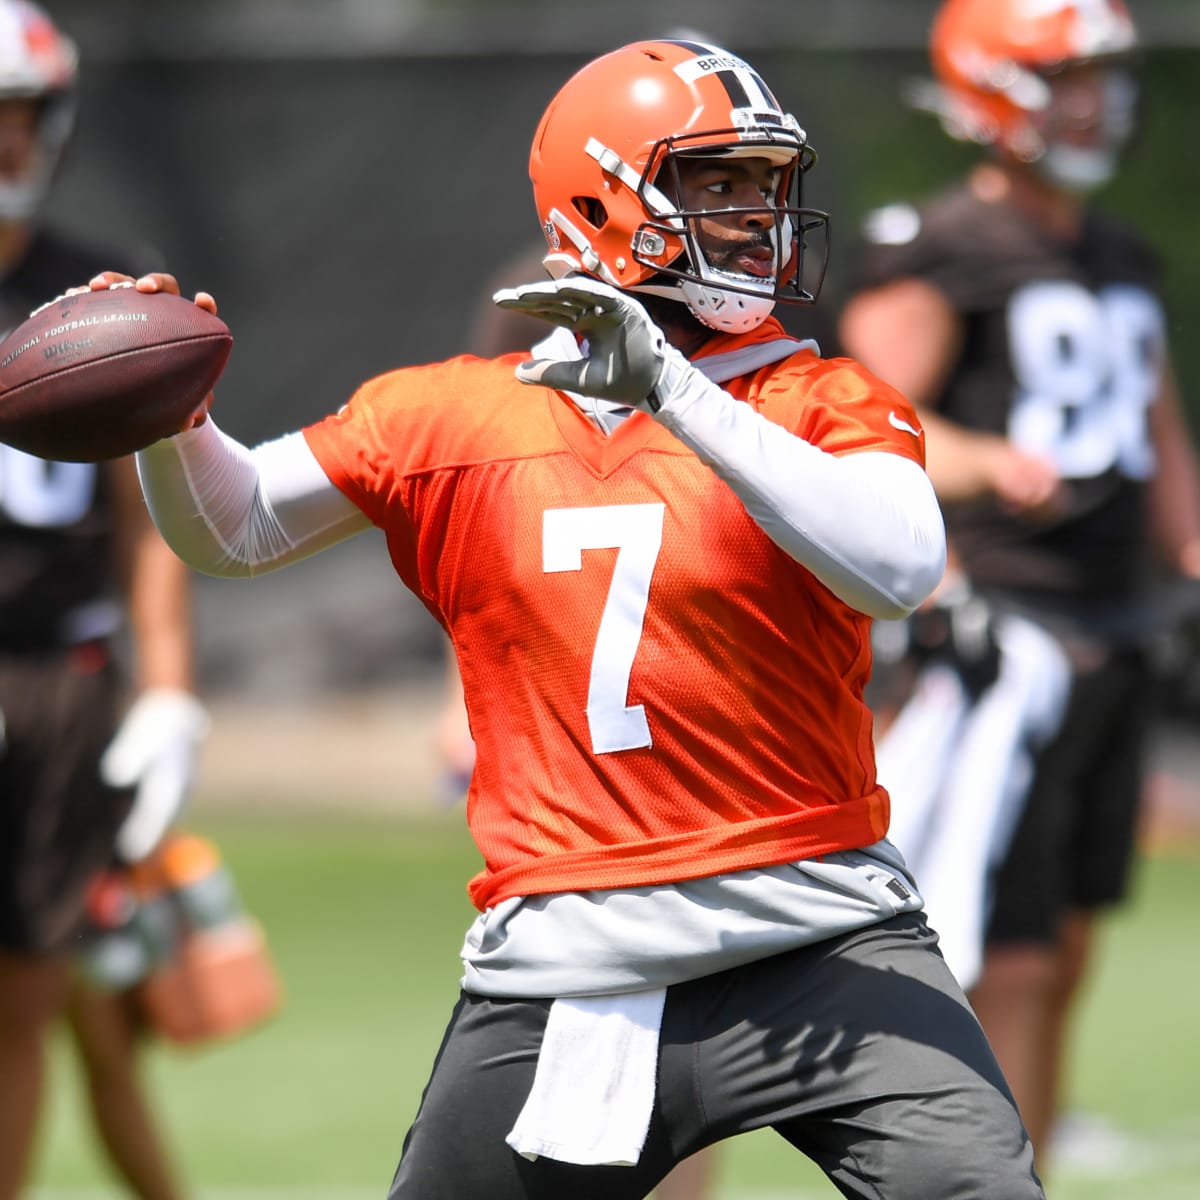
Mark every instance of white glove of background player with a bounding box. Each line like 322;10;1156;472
494;276;690;411
101;688;211;862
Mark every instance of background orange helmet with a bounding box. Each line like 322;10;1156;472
529;39;827;333
929;0;1138;182
0;0;77;219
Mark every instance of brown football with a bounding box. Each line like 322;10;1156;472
0;284;233;462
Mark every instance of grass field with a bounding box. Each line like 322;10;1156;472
30;800;1200;1199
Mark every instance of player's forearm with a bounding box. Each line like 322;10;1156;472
126;533;195;691
1146;372;1200;578
915;411;1007;501
1148;442;1200;577
108;457;195;690
652;371;946;619
136;419;370;577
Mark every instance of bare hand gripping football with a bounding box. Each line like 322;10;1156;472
0;279;231;462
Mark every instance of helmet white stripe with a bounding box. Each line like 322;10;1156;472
671;50;781;117
730;66;777;114
545;206;621;285
585;138;681;224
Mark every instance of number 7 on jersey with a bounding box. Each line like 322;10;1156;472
543;503;665;755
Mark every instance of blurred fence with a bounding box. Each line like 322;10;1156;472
42;0;1200;58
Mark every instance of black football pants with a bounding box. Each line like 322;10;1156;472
388;913;1044;1200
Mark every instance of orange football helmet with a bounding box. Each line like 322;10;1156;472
930;0;1138;186
529;39;828;333
0;0;78;219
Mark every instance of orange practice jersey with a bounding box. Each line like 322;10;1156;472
304;319;926;910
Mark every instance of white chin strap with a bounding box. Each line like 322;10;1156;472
1036;143;1119;192
0;179;48;221
0;150;58;221
678;277;777;333
632;273;778;335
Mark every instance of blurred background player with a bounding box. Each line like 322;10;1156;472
839;0;1200;1166
866;568;1072;999
62;962;191;1200
0;3;209;1197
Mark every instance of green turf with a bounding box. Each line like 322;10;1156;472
32;806;1200;1198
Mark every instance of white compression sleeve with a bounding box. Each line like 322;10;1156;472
136;370;945;610
136;420;371;577
651;355;946;619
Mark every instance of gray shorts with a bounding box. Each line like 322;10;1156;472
389;914;1043;1200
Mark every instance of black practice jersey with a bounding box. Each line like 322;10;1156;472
0;228;155;649
850;184;1165;634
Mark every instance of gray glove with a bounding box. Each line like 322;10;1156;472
493;277;669;409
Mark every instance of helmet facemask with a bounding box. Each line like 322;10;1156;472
624;131;829;333
1028;62;1139;190
0;92;74;220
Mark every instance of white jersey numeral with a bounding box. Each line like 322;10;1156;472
0;446;96;527
543;503;665;754
1007;280;1162;481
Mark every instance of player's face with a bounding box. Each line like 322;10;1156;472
672;155;784;282
1038;63;1137;151
0;99;39;182
1024;61;1138;190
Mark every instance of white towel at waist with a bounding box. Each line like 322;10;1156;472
506;988;667;1166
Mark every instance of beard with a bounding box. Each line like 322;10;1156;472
703;231;775;279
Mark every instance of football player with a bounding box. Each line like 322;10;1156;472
0;3;207;1197
112;38;1044;1199
839;0;1200;1166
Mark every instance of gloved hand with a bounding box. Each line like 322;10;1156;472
100;688;211;863
908;580;1001;701
1148;574;1200;719
494;276;675;409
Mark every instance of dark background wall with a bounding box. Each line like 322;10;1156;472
28;2;1200;696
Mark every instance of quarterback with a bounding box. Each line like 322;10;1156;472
106;39;1041;1200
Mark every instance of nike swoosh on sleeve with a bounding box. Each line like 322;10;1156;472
888;411;921;437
